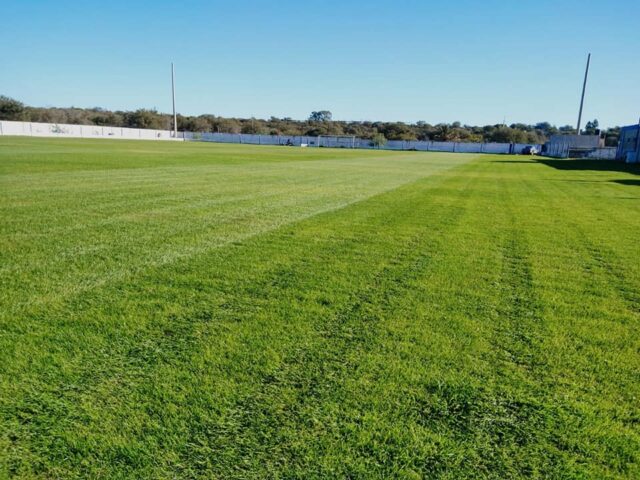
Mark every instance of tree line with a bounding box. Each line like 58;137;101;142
0;95;622;146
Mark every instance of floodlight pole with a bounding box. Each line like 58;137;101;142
576;53;591;135
171;62;177;138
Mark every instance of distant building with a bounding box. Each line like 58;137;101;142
616;125;640;163
543;134;603;158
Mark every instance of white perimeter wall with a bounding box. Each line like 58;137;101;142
184;132;541;155
2;121;546;156
0;121;183;141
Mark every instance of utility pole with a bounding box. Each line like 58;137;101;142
171;62;177;138
576;53;591;135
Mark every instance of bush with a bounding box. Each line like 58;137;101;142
0;96;26;120
372;133;387;149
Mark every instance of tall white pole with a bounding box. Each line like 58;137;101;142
171;62;177;138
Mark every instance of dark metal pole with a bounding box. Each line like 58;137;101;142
577;53;591;134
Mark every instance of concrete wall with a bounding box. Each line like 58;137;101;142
184;131;540;155
0;120;183;141
584;147;617;160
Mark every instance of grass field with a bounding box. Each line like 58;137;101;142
1;137;639;479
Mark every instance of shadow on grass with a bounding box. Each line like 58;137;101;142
537;158;640;176
611;179;640;187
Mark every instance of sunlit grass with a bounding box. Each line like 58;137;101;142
1;137;638;478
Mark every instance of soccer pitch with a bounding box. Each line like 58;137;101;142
1;137;639;478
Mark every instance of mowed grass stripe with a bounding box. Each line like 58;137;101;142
158;165;478;478
2;156;480;478
489;159;639;477
0;138;474;314
539;173;640;315
0;137;459;175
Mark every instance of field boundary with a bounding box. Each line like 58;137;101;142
1;120;540;154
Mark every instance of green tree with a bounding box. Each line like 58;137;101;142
214;118;242;134
559;125;577;134
488;126;527;144
433;124;452;141
308;111;332;122
0;95;26;120
377;122;416;141
123;109;166;129
241;119;268;135
583;119;599;135
371;133;386;149
604;126;620;147
0;95;574;146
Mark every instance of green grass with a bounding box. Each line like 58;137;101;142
1;137;639;479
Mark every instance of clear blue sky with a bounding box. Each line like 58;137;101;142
2;0;639;128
